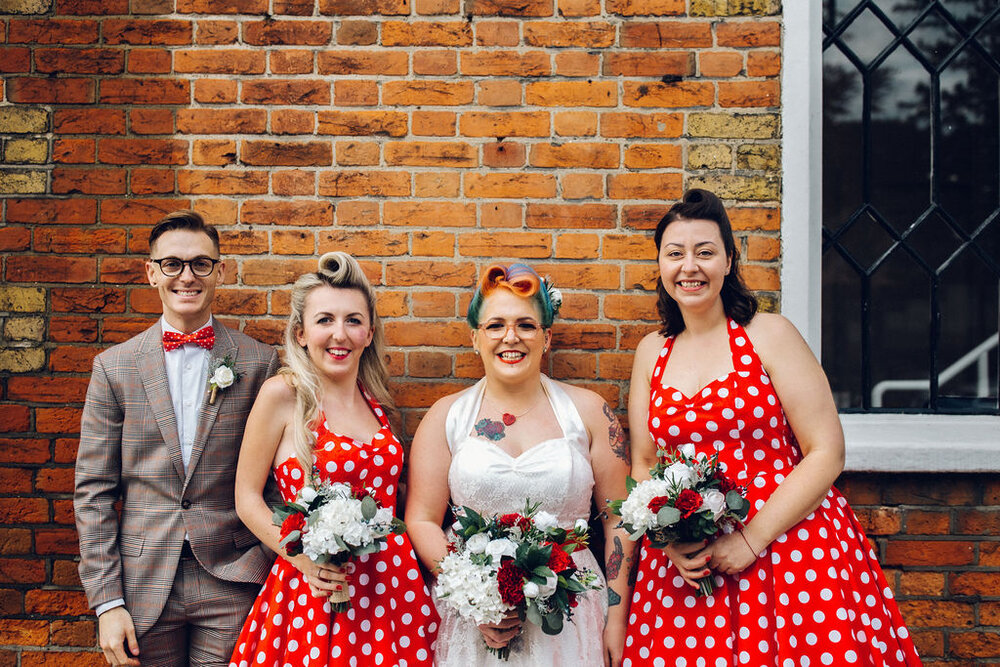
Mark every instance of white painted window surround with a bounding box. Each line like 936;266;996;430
779;2;1000;473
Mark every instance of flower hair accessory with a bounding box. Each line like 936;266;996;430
542;276;562;316
207;355;241;405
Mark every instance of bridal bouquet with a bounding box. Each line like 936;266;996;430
273;480;405;611
609;443;750;596
434;502;601;660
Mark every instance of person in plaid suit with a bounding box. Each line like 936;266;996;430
74;210;279;666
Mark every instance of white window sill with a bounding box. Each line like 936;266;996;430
841;413;1000;473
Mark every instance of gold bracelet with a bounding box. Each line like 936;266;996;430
739;529;757;556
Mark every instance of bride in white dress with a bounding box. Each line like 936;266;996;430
406;263;634;666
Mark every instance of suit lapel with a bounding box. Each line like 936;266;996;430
136;322;186;481
185;323;236;485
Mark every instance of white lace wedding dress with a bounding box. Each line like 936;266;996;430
433;375;608;666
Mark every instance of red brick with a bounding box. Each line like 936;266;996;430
6;256;96;283
384;141;477;167
413;111;457;136
557;0;599;17
383;201;476;227
318;0;410;15
699;51;744;77
526;81;617;107
551;322;616;349
416;0;459;13
273;230;315;255
97;138;187;165
747;50;781;77
54;109;126;135
193;139;237;166
554;112;597;137
102;19;192;45
24;590;89;615
241;140;332;166
529;142;617;168
194;79;238;103
100;78;189;105
554;51;600;77
526;203;616;229
553;352;596;379
175;49;265;74
716;21;781;48
0;50;25;81
950;631;1000;658
955;509;1000;535
466;0;552;16
337;20;378;44
884;540;975;567
34;47;124;75
475;20;519;46
458;232;551;258
270;50;315;75
0;438;49;465
318;171;410;197
176;0;268;12
242;79;329;105
899;571;945;596
624;81;714;108
34;227;126;254
459;112;550;137
949;571;1000;596
719;81;780;107
555;233;600;259
318;50;407;75
48;619;95;647
386;262;475;289
483;141;525;167
49;346;101;372
608;173;683;200
178;170;269;195
414;172;461;197
605;52;694;77
273;169;316;195
319;230;408;257
7;78;95;104
128;48;173;73
413;49;458;75
100;198;189;224
624;143;682;169
336;141;380;166
34;466;76;493
412;291;455;317
621;22;712;48
318;111;408;137
130;108;174;135
195;20;239;44
8;19;98;45
57;0;128;13
465;173;556;199
0;619;48;646
381;20;472;46
243;20;332;45
177;109;267;134
601;112;683;138
524;21;614;47
0;227;31;252
461;51;549;76
49;317;99;343
334;80;379;106
607;0;684;15
242;201;334;226
383;81;474;106
896;600;975;628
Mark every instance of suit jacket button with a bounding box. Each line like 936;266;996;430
181;499;191;509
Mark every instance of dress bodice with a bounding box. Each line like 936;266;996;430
445;375;594;526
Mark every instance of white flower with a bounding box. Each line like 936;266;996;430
618;478;672;531
701;489;727;520
662;462;697;490
435;552;509;625
574;518;589;533
484;538;517;561
536;574;558;600
679;443;696;459
298;486;318;504
533;511;558;531
211;365;235;388
465;532;490;554
522;581;540;598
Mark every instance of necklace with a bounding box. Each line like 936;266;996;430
473;393;539;442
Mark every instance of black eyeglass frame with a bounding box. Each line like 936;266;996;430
150;256;221;277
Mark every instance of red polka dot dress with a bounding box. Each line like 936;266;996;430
622;320;920;667
230;390;439;667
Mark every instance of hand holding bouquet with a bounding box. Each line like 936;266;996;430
273;480;405;611
434;502;601;660
609;444;750;596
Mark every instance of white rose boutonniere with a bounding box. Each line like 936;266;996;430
208;355;241;404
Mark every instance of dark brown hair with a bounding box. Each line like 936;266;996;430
148;210;220;256
653;189;758;337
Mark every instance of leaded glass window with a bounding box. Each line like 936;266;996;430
822;0;1000;413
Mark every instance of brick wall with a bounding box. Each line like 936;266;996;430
0;0;994;662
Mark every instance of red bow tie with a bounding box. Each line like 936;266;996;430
163;326;215;352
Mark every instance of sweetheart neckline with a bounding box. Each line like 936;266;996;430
657;369;736;403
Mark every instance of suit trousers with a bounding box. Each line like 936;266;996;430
138;550;262;667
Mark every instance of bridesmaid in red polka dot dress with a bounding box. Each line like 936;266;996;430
623;190;919;666
229;252;438;667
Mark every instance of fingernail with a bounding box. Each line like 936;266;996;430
335;584;342;591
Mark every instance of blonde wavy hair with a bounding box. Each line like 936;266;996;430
281;251;394;471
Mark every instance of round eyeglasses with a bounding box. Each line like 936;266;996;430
150;257;220;277
478;320;542;340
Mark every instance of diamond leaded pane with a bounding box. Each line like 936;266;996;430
822;0;1000;413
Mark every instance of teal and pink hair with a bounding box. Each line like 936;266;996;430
466;263;559;328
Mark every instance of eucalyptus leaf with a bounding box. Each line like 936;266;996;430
525;603;544;626
656;506;681;526
278;530;301;548
361;496;378;521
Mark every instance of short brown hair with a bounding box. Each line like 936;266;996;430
148;210;220;255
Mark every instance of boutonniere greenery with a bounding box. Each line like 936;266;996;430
208;356;241;405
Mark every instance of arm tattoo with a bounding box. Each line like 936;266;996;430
603;403;629;465
608;587;622;607
627;553;639;587
607;536;624;580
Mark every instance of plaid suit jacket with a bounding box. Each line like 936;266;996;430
74;321;280;637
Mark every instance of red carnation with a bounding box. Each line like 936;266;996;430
675;489;703;519
716;472;738;495
497;560;526;607
647;495;671;514
545;543;574;573
498;513;533;532
280;512;306;539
